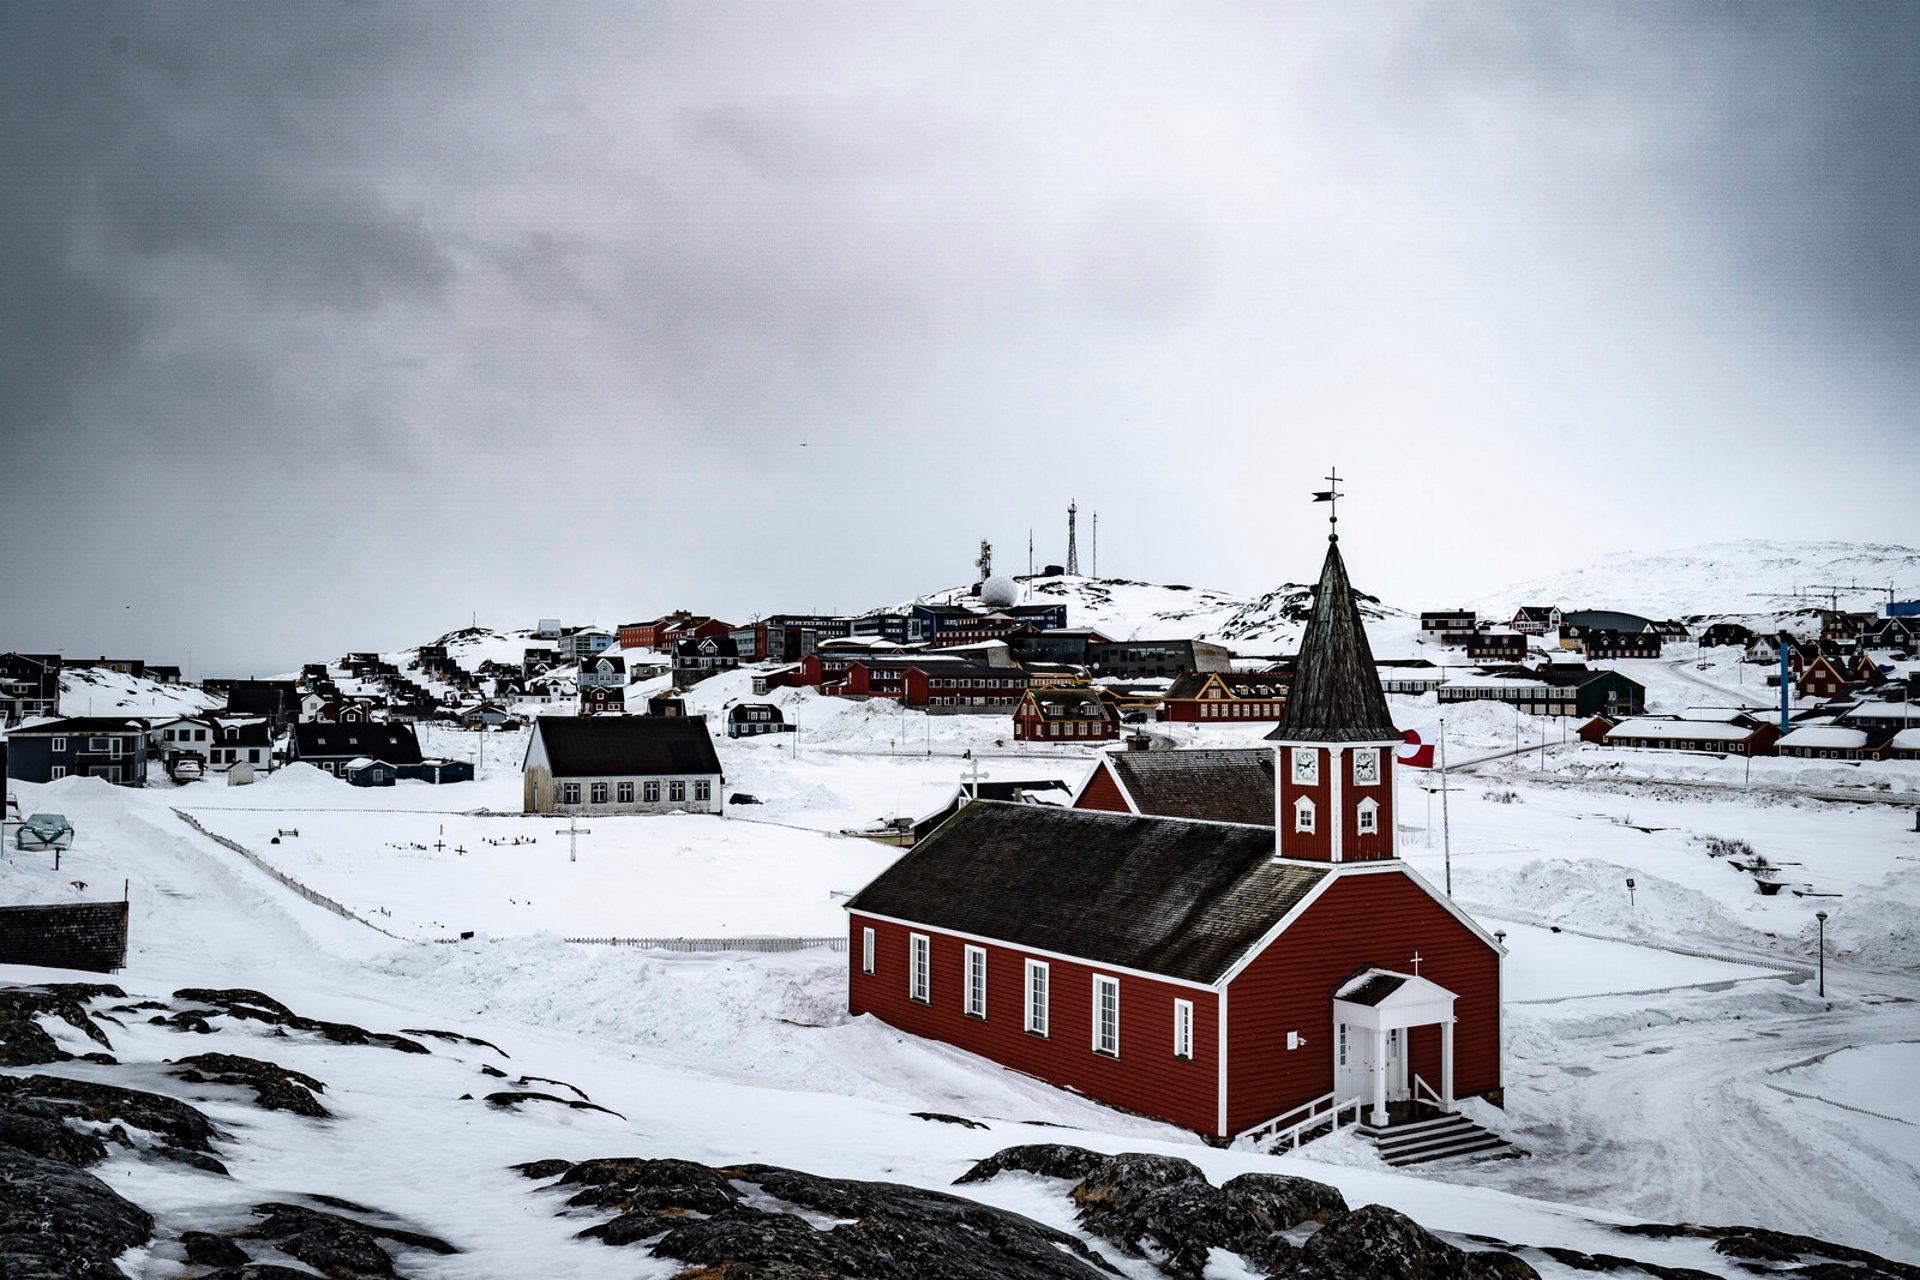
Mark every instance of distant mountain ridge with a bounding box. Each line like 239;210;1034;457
1468;540;1920;621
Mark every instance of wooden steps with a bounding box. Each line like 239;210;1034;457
1355;1111;1520;1166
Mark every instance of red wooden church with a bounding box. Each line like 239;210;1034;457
845;525;1506;1144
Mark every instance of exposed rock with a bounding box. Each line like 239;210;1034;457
953;1142;1112;1185
158;1145;230;1175
913;1111;989;1129
402;1026;508;1056
171;1052;330;1118
530;1156;1118;1278
0;1096;112;1166
516;1073;588;1099
558;1157;744;1216
152;1009;216;1034
484;1090;626;1120
1220;1171;1349;1229
480;1063;508;1078
0;1144;153;1280
513;1158;575;1181
1292;1203;1538;1280
200;1268;329;1280
0;1073;220;1154
244;1201;458;1278
173;988;430;1055
1068;1153;1264;1280
0;984;118;1066
182;1230;251;1266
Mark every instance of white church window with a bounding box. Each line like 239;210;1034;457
909;934;930;1003
1092;975;1120;1056
1357;797;1379;834
1173;999;1194;1060
1025;960;1050;1036
964;945;987;1018
1291;748;1320;785
1294;796;1316;834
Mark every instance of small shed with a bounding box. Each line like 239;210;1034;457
344;758;400;787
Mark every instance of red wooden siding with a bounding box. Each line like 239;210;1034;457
1223;869;1499;1135
1276;745;1331;861
1276;746;1395;863
1074;762;1131;814
849;913;1220;1133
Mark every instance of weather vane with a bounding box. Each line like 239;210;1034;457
1311;467;1342;540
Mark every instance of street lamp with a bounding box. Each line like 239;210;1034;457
1815;909;1828;998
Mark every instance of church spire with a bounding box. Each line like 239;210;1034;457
1268;482;1399;745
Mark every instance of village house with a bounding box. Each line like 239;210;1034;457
151;715;272;776
0;653;61;724
4;717;150;786
1011;687;1120;743
726;703;794;738
1005;628;1113;668
521;715;723;816
1774;724;1889;761
558;628;618;664
1073;745;1275;826
1600;714;1781;757
828;658;1031;712
1464;632;1528;664
227;680;303;731
673;635;740;689
1795;654;1852;701
1420;610;1475;633
1376;660;1442;695
845;532;1505;1147
1508;606;1561;635
1574;629;1663;661
1699;622;1755;648
290;723;424;777
577;653;627;715
1159;670;1288;722
1437;664;1645;719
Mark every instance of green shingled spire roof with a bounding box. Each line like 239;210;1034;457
1265;535;1401;744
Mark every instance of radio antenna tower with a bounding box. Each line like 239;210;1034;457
1066;501;1079;576
976;539;993;583
1091;511;1098;578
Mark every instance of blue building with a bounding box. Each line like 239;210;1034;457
4;717;150;787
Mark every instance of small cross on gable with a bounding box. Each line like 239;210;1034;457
1410;951;1423;975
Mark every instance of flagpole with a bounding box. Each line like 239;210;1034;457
1439;715;1453;898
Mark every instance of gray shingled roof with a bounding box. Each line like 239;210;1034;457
1335;972;1406;1006
1266;539;1400;744
846;801;1328;985
532;715;721;778
1107;748;1275;827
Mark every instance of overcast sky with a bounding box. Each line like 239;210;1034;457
3;2;1915;674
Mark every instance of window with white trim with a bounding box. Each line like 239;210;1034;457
964;945;987;1018
50;766;66;780
51;737;66;753
861;927;875;975
1357;796;1379;834
1336;1023;1348;1067
561;782;581;805
1024;959;1049;1036
1291;748;1319;784
1173;998;1194;1060
1092;975;1120;1057
1294;796;1316;834
909;933;930;1003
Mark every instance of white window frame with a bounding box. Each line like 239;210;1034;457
1357;796;1379;834
909;933;930;1003
1173;998;1194;1060
50;766;66;780
51;737;67;753
669;780;687;802
1337;1023;1349;1067
1024;959;1049;1037
1092;975;1120;1057
964;944;987;1019
1291;747;1320;785
561;781;581;805
861;926;875;975
1294;795;1316;833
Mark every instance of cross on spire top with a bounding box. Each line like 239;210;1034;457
1311;467;1343;542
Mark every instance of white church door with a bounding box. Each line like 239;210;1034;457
1334;1022;1410;1106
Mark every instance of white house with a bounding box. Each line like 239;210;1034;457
522;715;724;816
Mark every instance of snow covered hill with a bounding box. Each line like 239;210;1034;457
56;665;221;719
889;574;1421;657
1469;540;1920;621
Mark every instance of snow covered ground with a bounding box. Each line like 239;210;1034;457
7;625;1920;1269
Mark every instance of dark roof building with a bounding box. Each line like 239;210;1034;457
1075;747;1275;826
291;723;423;774
522;715;723;815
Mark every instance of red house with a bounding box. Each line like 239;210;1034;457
1012;687;1120;742
1159;671;1289;723
847;533;1505;1145
1796;654;1850;700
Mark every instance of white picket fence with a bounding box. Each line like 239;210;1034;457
564;935;847;954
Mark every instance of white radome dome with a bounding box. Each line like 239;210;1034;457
979;575;1020;608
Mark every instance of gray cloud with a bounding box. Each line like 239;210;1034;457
2;2;1916;672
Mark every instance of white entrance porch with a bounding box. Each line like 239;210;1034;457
1333;968;1457;1128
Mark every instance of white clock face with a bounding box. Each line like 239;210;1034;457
1292;748;1319;785
1353;749;1379;785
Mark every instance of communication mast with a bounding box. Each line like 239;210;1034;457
976;539;993;583
1066;501;1079;576
1091;511;1098;578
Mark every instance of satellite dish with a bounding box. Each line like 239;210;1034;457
979;575;1019;608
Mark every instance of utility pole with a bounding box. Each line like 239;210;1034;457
1815;909;1828;998
1439;717;1453;897
1091;511;1098;578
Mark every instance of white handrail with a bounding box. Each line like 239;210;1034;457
1234;1091;1364;1151
1413;1073;1446;1110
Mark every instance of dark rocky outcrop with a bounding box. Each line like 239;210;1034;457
0;1143;154;1280
1293;1204;1534;1280
952;1142;1111;1185
0;1072;220;1155
172;988;429;1055
0;984;120;1066
527;1156;1119;1278
401;1027;508;1055
170;1052;330;1118
241;1201;457;1278
513;1158;575;1181
200;1268;330;1280
1068;1152;1270;1280
182;1230;251;1267
913;1111;989;1129
1220;1172;1349;1229
484;1090;625;1119
1612;1222;1920;1280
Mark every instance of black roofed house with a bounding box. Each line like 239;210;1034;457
0;653;62;724
291;723;423;777
1699;622;1755;648
1464;632;1528;664
522;715;723;815
5;717;149;786
227;680;302;731
578;653;627;716
1509;606;1561;635
1575;629;1662;661
1159;670;1289;722
672;635;740;690
1073;745;1275;825
1420;610;1475;633
726;703;794;738
846;513;1505;1146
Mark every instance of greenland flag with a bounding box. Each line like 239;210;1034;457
1397;722;1440;769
